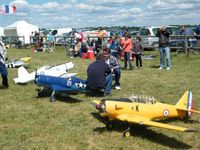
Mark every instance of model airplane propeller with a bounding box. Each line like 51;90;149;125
93;90;200;137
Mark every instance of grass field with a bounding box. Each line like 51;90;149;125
0;46;200;150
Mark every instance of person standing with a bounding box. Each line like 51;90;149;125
46;32;54;53
133;36;143;68
156;26;171;70
194;24;200;48
0;38;9;88
97;28;105;53
120;33;133;70
86;52;112;96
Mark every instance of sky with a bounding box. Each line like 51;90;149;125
0;0;200;28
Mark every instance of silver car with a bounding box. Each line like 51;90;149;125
137;26;179;49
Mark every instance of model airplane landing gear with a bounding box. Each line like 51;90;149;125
106;121;113;130
38;88;45;97
123;126;131;137
50;91;56;102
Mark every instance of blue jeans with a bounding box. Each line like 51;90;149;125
0;62;8;86
104;74;113;94
159;47;171;68
124;52;132;68
0;62;7;76
113;68;121;86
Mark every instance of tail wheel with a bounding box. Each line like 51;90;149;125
106;121;113;130
123;129;131;137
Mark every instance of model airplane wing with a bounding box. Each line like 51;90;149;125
116;114;194;132
61;73;77;78
13;62;75;84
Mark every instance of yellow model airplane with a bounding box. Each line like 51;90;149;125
93;90;200;137
20;56;31;63
6;56;31;68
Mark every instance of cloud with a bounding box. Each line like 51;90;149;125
1;0;199;28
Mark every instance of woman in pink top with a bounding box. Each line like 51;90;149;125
120;33;133;70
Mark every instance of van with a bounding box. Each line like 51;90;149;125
137;26;179;49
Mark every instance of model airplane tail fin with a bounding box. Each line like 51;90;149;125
176;91;200;118
18;66;30;78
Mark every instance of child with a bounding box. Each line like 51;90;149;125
133;36;143;68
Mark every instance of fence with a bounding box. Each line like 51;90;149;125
1;34;200;53
169;35;200;56
1;36;25;48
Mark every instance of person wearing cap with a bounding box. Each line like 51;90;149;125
103;47;121;90
0;38;9;88
86;52;113;96
156;26;171;70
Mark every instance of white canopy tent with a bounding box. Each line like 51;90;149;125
0;26;4;36
4;20;39;44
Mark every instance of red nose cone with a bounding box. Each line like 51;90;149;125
95;104;100;110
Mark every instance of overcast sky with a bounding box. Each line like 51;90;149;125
0;0;200;28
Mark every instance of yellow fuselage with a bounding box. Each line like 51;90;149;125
104;101;186;120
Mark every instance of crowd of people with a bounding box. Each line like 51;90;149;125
31;31;55;53
1;25;200;96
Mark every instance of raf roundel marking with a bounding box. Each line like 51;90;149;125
163;109;169;117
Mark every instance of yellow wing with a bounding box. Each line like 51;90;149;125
116;114;194;132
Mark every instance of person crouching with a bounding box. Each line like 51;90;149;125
86;52;112;96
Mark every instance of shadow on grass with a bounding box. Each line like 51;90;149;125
0;86;9;89
85;91;104;97
35;88;82;103
149;65;160;69
160;118;200;124
91;112;192;149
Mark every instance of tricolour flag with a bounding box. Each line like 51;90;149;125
5;5;16;14
0;8;4;14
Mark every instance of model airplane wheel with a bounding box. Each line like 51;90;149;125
38;91;45;97
106;121;113;129
123;129;131;137
50;95;56;102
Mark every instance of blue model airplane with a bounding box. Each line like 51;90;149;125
35;74;88;102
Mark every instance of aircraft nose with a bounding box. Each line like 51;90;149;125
99;101;106;113
95;104;101;110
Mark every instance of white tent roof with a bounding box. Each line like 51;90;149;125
4;20;39;44
0;26;4;36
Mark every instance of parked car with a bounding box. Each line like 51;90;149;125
137;26;179;49
130;30;139;38
169;27;197;48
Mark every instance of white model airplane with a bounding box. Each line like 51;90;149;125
13;62;76;84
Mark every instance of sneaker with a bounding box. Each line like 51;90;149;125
158;67;163;70
166;67;170;70
115;86;121;90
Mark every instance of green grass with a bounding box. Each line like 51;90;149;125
0;46;200;150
